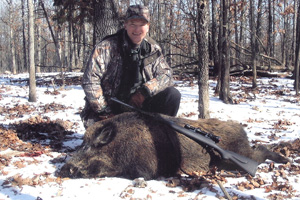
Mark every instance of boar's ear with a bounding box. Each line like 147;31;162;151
92;122;116;147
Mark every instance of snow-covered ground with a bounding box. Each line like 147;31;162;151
0;72;299;200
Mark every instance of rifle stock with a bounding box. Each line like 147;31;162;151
111;98;258;176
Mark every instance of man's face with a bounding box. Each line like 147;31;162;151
124;19;149;45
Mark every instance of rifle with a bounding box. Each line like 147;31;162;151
111;98;258;176
184;124;221;143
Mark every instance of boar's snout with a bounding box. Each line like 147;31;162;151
59;163;82;178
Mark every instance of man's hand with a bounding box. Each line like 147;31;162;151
129;90;145;108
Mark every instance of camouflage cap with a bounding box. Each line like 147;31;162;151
125;5;150;22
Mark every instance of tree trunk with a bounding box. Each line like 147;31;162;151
295;0;300;95
272;1;276;57
256;0;262;62
268;0;274;58
36;0;42;73
79;26;85;70
28;0;37;102
157;1;162;43
64;23;70;72
40;0;65;88
219;0;232;104
166;2;173;66
72;28;77;71
292;0;297;66
143;0;150;7
72;28;77;72
267;0;273;70
250;0;258;88
234;0;239;64
9;0;17;74
282;0;287;67
211;0;219;77
93;0;120;45
239;0;245;62
82;23;88;71
69;22;75;71
254;0;263;88
215;0;223;95
196;0;210;119
22;0;28;72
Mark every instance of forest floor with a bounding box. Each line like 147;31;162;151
0;72;300;200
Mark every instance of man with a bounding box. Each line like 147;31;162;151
81;5;181;129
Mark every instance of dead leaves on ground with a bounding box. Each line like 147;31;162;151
273;119;294;130
1;74;300;199
2;173;66;188
270;139;300;159
163;138;300;199
236;145;300;198
0;115;77;188
0;104;37;120
230;76;298;104
8;74;82;87
166;176;213;192
0;102;73;120
0;116;75;188
0;76;81;189
0;115;77;153
0;124;44;153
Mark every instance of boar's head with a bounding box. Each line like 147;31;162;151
59;112;187;179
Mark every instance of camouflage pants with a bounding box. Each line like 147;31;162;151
142;87;181;117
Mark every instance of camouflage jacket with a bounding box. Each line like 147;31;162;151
82;29;174;113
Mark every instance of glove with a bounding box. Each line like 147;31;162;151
129;90;146;109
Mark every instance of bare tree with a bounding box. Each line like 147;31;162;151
295;0;300;95
239;0;246;62
219;0;232;104
28;0;37;102
36;0;42;73
8;0;17;74
249;0;260;88
268;0;274;58
196;0;210;119
282;0;287;67
211;0;219;77
1;0;299;80
93;0;120;44
40;0;65;87
233;0;239;64
21;0;27;72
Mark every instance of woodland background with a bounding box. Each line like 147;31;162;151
1;0;300;116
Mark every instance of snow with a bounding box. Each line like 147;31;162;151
0;72;300;200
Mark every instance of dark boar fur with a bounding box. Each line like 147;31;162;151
59;112;289;180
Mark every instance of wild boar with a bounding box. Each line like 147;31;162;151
59;112;289;180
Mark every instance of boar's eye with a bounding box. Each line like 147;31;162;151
92;123;116;147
